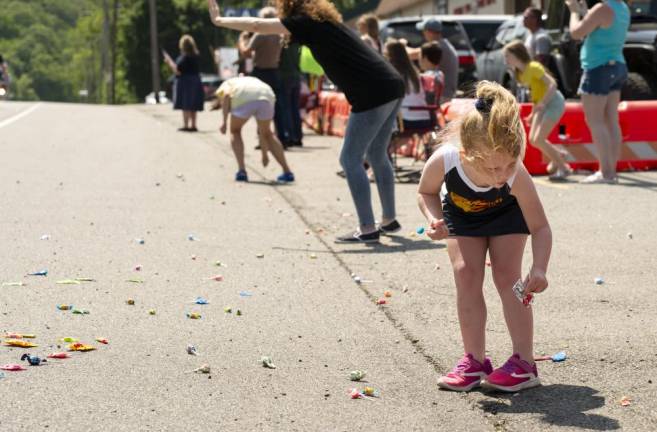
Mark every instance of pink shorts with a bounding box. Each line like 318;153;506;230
231;100;274;121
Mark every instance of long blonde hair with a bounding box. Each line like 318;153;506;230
179;34;199;56
274;0;343;24
442;81;525;161
357;14;380;40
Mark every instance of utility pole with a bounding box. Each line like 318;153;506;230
148;0;160;103
110;0;119;104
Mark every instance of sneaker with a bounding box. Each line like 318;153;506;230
235;170;248;182
580;171;617;184
483;353;541;392
379;219;402;234
437;353;494;392
548;166;571;182
276;172;295;183
334;230;380;244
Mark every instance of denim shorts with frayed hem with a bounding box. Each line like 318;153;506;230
578;61;628;96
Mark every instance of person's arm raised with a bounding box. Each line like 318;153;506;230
208;0;290;35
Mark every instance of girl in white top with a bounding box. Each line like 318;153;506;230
384;39;432;130
214;76;294;183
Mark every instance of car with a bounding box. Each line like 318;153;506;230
165;73;223;102
545;0;657;100
379;16;478;92
456;14;513;53
200;73;222;101
476;16;528;92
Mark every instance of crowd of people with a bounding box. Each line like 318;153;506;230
204;0;633;394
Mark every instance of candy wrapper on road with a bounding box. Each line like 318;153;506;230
3;339;38;348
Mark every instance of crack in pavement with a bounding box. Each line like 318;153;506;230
139;105;512;432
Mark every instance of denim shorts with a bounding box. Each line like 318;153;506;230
578;61;628;96
542;91;565;122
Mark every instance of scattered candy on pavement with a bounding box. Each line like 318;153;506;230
187;234;197;241
0;372;4;379
136;238;145;245
60;337;78;343
256;253;264;258
535;351;567;362
186;345;198;356
126;299;135;305
236;309;242;316
384;291;392;298
21;354;46;366
57;305;73;311
239;291;253;297
95;338;109;345
0;364;27;371
40;234;51;240
620;396;632;407
224;306;232;313
362;387;379;397
47;352;71;359
72;309;90;315
4;333;35;339
595;277;604;285
75;278;96;282
350;388;362;399
148;309;156;315
349;370;366;381
134;265;142;271
68;343;95;352
3;339;38;348
2;282;26;287
126;278;144;284
187;312;202;319
416;227;425;235
376;299;387;305
56;279;81;285
627;232;633;239
261;356;276;369
195;297;209;305
193;364;210;374
28;270;48;277
310;253;317;259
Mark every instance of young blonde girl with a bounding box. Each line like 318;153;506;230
503;40;571;181
417;81;552;392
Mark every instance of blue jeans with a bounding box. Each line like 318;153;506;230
280;76;302;142
340;98;402;227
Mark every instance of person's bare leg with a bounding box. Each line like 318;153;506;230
582;94;614;180
230;115;249;172
182;111;190;129
530;112;570;173
257;119;291;173
190;111;198;129
489;234;534;364
604;91;622;178
446;236;489;363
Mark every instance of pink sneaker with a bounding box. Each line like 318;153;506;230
437;354;493;392
483;353;541;392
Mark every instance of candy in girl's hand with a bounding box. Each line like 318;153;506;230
512;279;534;307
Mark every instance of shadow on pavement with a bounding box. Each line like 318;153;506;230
617;174;657;192
337;236;445;254
478;384;620;430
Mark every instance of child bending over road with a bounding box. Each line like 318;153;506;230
418;81;552;392
214;76;295;183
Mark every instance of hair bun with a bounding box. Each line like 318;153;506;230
474;97;493;114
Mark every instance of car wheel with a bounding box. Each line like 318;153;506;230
621;72;655;100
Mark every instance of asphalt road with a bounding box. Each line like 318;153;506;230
0;101;655;431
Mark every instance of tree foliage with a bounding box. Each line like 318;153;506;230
0;0;371;103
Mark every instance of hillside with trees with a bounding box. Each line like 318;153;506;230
0;0;363;104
